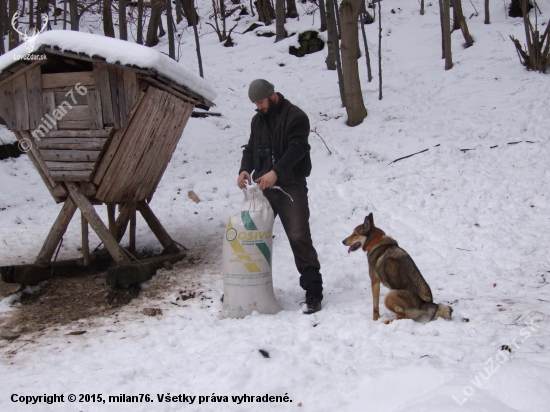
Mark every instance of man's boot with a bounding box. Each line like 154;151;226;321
300;268;323;314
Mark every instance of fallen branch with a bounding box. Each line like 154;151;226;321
388;148;429;165
310;127;332;155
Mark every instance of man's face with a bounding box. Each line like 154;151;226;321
255;95;276;115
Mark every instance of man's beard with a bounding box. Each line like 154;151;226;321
261;97;276;115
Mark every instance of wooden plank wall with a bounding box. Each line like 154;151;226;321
95;86;194;203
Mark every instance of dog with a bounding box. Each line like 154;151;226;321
342;213;452;324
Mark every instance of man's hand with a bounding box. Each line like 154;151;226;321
237;171;252;189
255;170;277;190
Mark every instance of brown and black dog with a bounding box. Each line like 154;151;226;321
342;213;452;324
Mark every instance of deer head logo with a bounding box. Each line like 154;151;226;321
12;11;49;54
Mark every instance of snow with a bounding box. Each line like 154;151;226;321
0;31;217;102
2;1;550;411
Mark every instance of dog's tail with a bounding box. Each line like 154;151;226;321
432;303;453;321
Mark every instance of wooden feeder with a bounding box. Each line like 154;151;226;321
0;37;214;285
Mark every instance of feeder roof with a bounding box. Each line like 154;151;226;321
0;31;217;102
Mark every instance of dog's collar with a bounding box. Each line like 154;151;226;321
364;235;384;252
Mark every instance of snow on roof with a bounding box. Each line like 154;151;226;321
0;31;216;102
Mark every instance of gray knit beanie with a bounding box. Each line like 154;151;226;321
248;79;275;103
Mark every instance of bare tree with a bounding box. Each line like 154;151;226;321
120;0;128;40
166;0;175;57
340;0;367;125
319;0;327;31
146;0;164;46
175;0;183;23
30;0;35;28
360;0;372;82
9;0;19;48
451;0;473;46
103;0;114;37
484;0;489;24
286;0;297;18
325;0;336;70
442;0;452;69
0;0;5;55
377;0;381;99
69;0;78;30
255;0;275;25
207;0;239;43
181;0;197;25
275;0;286;41
510;0;550;72
137;0;143;43
190;0;204;77
63;0;67;29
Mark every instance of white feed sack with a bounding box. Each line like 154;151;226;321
221;186;282;318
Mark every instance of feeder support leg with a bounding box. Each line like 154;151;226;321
65;182;130;265
34;197;77;266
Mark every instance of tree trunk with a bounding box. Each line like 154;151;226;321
325;0;337;69
103;0;115;38
137;0;143;44
146;0;164;46
37;0;46;31
166;0;175;58
275;0;286;41
250;0;255;17
0;0;5;55
181;0;197;26
334;0;342;38
439;0;444;58
319;0;327;31
69;0;79;31
286;0;298;18
119;0;127;40
484;0;489;24
340;0;366;125
8;0;18;49
452;0;473;46
191;0;203;77
30;0;35;28
360;1;372;82
377;0;381;100
334;0;345;106
420;0;424;15
175;0;183;23
158;11;166;37
255;0;275;25
63;0;67;29
442;0;453;69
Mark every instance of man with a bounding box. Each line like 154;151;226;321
237;79;323;314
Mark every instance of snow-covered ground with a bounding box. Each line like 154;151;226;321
1;1;550;411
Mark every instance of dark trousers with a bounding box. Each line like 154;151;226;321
263;178;323;299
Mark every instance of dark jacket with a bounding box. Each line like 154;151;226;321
239;93;312;186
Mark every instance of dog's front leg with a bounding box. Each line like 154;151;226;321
371;279;380;321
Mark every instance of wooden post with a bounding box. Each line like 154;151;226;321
107;202;116;237
114;202;134;242
34;198;78;266
137;201;178;254
129;202;137;254
65;182;130;265
81;211;90;266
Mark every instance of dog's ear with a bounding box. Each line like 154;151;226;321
363;214;372;231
